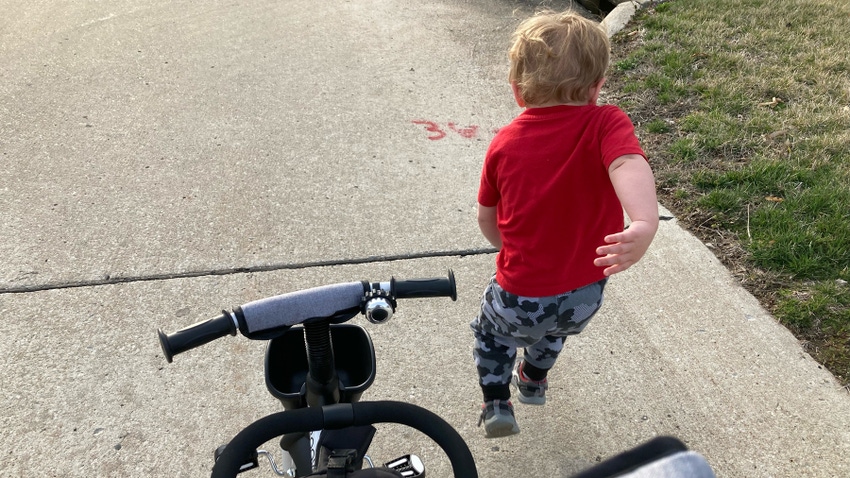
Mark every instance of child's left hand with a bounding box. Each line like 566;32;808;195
593;220;656;276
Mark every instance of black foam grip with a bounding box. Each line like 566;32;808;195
393;270;457;301
158;314;236;363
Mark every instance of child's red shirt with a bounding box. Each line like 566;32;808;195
478;104;646;297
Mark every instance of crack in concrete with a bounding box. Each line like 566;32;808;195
0;248;498;294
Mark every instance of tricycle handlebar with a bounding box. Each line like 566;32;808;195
157;270;456;362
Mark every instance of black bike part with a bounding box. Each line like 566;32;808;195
157;312;237;363
391;270;457;301
213;444;259;474
569;436;688;478
265;325;376;410
279;432;313;477
315;426;377;472
325;448;359;478
304;319;341;407
210;402;478;478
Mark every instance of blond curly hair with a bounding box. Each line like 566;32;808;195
509;11;610;105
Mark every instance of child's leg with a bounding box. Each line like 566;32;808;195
471;277;518;401
472;328;516;401
521;335;565;380
522;278;608;379
471;278;524;437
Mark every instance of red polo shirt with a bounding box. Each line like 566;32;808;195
478;104;646;297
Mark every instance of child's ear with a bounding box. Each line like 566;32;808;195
511;81;527;107
588;78;607;105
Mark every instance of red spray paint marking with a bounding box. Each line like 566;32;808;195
447;122;479;139
412;120;497;141
411;120;447;140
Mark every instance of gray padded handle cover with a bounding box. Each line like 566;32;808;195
237;281;365;334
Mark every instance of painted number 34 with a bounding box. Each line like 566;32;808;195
411;120;481;140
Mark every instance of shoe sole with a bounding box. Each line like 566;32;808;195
485;420;520;438
515;393;546;405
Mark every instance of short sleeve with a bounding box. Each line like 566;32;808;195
600;107;646;168
477;146;501;207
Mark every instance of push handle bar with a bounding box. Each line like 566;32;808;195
211;401;477;478
157;270;456;362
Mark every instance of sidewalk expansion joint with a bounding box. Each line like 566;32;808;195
0;248;498;295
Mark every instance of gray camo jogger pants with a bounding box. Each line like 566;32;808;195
471;276;607;388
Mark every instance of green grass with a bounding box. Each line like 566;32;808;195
606;0;850;385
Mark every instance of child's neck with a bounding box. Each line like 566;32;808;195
525;99;595;108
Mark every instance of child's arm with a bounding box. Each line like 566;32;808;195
594;154;659;276
477;203;502;249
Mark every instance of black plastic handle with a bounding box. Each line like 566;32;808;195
157;313;237;363
210;401;478;478
392;269;457;301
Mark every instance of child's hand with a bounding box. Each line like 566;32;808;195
602;154;659;276
593;220;656;276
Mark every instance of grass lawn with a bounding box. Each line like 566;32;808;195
604;0;850;386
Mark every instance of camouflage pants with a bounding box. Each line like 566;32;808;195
471;276;607;387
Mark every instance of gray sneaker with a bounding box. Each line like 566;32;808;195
478;399;520;438
512;359;548;405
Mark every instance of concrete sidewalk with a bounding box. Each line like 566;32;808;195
2;0;848;476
